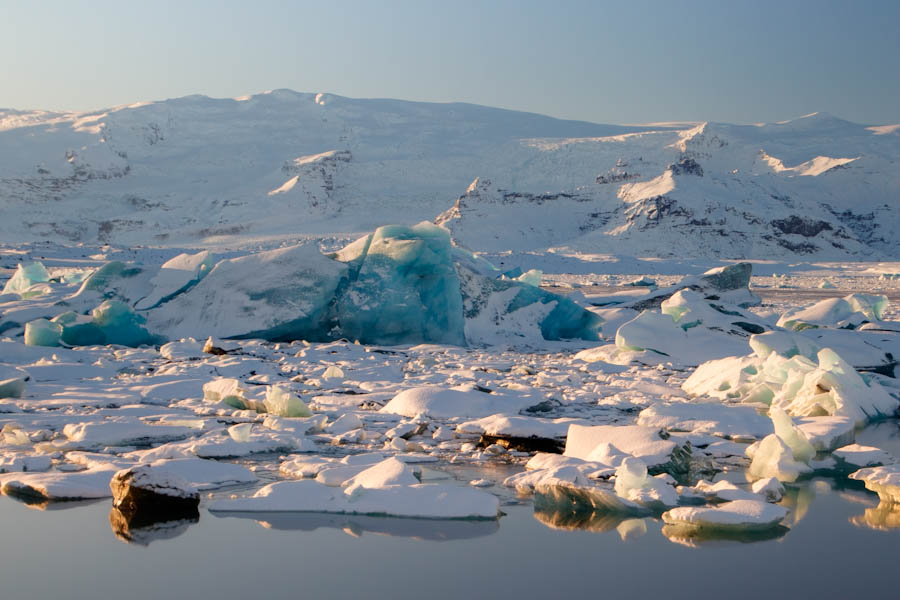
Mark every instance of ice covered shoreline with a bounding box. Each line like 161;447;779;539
1;229;899;544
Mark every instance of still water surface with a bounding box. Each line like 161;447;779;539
1;421;898;600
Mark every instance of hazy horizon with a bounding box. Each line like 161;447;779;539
3;0;899;125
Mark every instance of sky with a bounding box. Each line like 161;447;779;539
3;0;899;125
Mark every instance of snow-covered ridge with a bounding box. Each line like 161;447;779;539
0;94;897;258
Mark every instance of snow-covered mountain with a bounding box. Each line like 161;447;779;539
1;91;897;258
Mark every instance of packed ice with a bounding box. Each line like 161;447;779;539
1;224;899;549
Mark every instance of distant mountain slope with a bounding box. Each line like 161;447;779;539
0;91;897;258
439;114;900;259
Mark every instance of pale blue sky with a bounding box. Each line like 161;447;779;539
3;0;899;124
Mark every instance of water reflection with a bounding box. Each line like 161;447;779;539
109;506;199;546
533;505;636;534
661;524;789;548
211;511;500;541
850;501;900;530
778;480;820;528
0;493;105;512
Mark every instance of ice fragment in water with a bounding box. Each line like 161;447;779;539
662;499;788;531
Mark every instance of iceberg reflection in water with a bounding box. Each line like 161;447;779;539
850;501;900;531
109;506;199;546
211;511;500;541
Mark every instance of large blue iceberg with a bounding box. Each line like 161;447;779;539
14;223;602;347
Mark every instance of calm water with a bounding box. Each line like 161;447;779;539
1;421;899;599
1;481;898;599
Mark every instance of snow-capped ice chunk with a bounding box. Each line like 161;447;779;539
795;416;855;451
62;421;196;449
457;415;586;443
637;402;772;440
208;479;500;519
134;251;216;310
143;458;258;490
2;262;50;297
111;464;199;502
457;262;603;346
849;465;900;504
685;339;898;425
662;499;788;531
613;457;678;508
691;480;763;502
503;454;608;493
147;243;348;341
326;413;363;434
748;330;822;361
1;463;121;500
160;338;205;360
0;452;52;473
616;311;683;355
778;294;888;331
263;385;311;417
342;457;419;495
835;445;896;468
610;308;751;366
380;385;539;419
627;263;760;311
564;424;681;471
777;349;898;425
661;289;767;335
